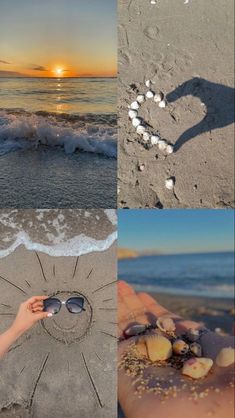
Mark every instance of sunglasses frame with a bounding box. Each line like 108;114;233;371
43;296;86;315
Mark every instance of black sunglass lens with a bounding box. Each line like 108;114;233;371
43;298;61;314
66;297;85;314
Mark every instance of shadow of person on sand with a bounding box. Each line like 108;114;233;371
166;77;235;152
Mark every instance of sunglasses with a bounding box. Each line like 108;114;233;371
43;297;86;315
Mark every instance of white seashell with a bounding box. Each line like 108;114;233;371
136;125;146;135
159;100;166;108
186;329;200;342
143;132;150;142
151;0;157;4
146;335;172;362
166;145;174;154
165;178;175;190
216;347;235;367
138;164;145;172
146;90;154;99
132;117;141;127
136;94;145;104
156;316;176;333
124;324;147;337
182;358;213;379
130;101;140;110
190;342;202;357
128;109;138;119
173;339;189;355
145;80;151;88
158;140;167;151
154;93;162;103
150;135;160;145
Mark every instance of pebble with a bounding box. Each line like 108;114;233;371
165;177;175;190
143;132;150;142
159;100;166;108
216;347;235;367
132;117;141;127
128;109;138;119
146;90;155;99
150;135;160;145
138;164;145;172
136;125;146;135
136;94;145;104
145;80;151;88
186;329;200;342
182;358;213;379
190;342;202;357
130;101;140;110
156;316;176;333
173;340;189;355
146;335;172;362
158;140;167;151
154;93;162;103
124;324;147;337
166;144;174;154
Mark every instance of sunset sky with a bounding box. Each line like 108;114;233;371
0;0;116;78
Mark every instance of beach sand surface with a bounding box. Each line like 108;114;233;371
118;0;234;208
0;244;117;418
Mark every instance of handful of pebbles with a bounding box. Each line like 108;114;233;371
122;317;235;380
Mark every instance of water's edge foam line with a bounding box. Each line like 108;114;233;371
0;231;117;259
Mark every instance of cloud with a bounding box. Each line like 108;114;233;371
0;70;26;77
0;60;11;64
32;65;47;71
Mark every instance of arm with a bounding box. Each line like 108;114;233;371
0;296;50;359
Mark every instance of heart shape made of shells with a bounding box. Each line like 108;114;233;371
128;79;175;191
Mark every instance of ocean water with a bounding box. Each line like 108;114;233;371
0;78;117;207
118;252;235;299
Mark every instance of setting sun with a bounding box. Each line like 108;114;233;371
55;68;63;76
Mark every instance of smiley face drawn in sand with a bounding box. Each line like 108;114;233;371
41;290;93;344
0;243;117;418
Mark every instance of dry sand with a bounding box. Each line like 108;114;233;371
118;0;234;208
0;244;117;418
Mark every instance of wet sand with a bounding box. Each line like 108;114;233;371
118;0;234;208
0;244;117;418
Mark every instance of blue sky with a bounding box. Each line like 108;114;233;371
118;210;234;254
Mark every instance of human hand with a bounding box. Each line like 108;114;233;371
118;281;234;418
11;296;50;337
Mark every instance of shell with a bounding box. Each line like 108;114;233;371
136;125;146;135
158;140;167;151
145;80;151;88
130;101;140;110
182;358;213;379
216;347;235;367
136;340;148;357
159;100;166;108
124;324;147;337
154;93;162;103
146;90;154;99
136;94;145;104
146;335;172;362
138;164;145;172
186;328;200;342
156;316;176;333
173;339;189;355
132;117;141;127
150;135;160;145
190;342;202;357
165;178;175;190
128;109;138;119
166;145;174;154
143;132;150;142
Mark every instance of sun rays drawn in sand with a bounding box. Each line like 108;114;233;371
0;248;116;417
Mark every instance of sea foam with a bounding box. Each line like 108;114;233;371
0;110;117;158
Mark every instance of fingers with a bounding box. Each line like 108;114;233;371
138;293;170;317
25;296;48;306
35;311;53;320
